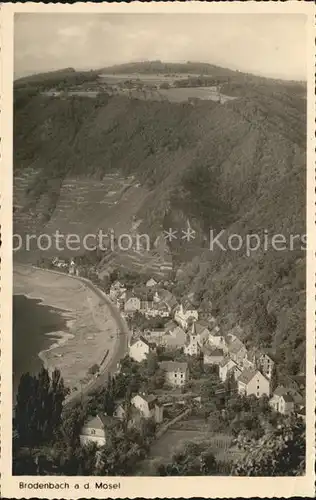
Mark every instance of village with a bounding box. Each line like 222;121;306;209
76;271;305;467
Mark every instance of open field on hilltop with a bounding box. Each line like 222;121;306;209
13;265;118;391
98;73;201;85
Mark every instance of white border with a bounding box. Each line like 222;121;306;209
1;2;315;498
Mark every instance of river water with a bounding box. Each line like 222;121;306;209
13;294;68;401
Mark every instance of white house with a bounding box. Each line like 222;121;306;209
237;369;270;398
131;393;164;423
113;403;127;421
124;294;141;314
129;336;156;363
269;389;295;415
159;361;188;387
80;413;112;447
174;300;199;330
209;333;228;354
219;358;239;383
146;278;158;288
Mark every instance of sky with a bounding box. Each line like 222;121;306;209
14;13;307;80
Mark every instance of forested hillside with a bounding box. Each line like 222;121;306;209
13;67;306;380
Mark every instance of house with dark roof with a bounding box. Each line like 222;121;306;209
228;338;247;366
203;346;224;366
269;385;303;414
159;361;188;387
237;368;270;398
80;413;113;447
129;335;156;363
192;321;210;346
243;348;275;380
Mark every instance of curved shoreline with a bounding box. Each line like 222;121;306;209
13;264;124;394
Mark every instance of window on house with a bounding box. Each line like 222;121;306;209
90;429;96;435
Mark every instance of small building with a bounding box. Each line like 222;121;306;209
129;336;156;363
131;393;164;423
124;294;141;314
146;278;158;288
116;290;127;310
227;338;247;366
191;321;210;346
174;301;199;331
219;357;239;383
159;361;188;387
243;349;275;380
237;369;270;398
155;289;178;313
113;403;127;421
68;259;76;275
269;390;295;415
209;330;227;352
109;281;126;301
80;413;112;447
257;352;275;380
164;325;187;349
184;328;201;357
203;346;224;366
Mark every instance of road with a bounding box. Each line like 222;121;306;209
16;264;129;408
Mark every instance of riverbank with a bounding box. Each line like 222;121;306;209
13;264;119;393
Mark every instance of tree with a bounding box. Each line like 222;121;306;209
157;441;217;476
14;367;67;447
232;416;305;476
103;375;116;416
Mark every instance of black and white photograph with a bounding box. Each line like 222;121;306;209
1;2;315;498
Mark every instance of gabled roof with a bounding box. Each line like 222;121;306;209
228;338;245;355
204;347;224;357
237;368;258;385
130;335;155;348
192;322;209;336
219;356;235;368
273;385;288;397
182;299;197;312
158;289;178;308
134;393;158;408
165;319;177;332
281;393;294;403
160;361;188;373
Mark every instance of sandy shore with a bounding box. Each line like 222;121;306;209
13;264;118;391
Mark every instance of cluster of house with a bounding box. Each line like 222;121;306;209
80;391;165;447
109;278;177;318
127;295;305;418
51;257;79;276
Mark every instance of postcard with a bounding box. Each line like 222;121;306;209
0;1;315;498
